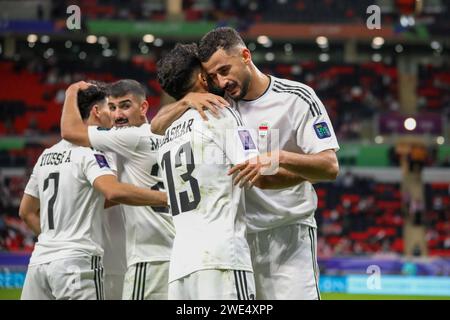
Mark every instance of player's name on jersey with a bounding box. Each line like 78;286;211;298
39;150;72;167
148;136;162;151
160;118;194;146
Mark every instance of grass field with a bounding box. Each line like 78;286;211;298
0;289;21;300
321;292;450;300
1;289;449;300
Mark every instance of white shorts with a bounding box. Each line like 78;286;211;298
247;223;320;300
169;269;255;300
21;255;104;300
122;261;169;300
104;274;125;300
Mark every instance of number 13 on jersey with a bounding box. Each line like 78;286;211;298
160;142;201;216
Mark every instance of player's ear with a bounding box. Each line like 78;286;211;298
140;99;149;116
242;48;251;64
199;72;207;88
92;104;100;118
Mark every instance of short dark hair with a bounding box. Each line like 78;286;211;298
198;27;246;62
108;79;146;100
77;82;108;120
157;43;201;100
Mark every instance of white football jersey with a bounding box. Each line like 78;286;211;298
229;75;340;232
158;108;258;282
101;152;127;276
24;140;116;265
102;206;127;275
88;123;175;266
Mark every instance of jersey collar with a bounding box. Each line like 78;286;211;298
240;74;272;103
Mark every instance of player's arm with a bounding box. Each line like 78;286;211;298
230;149;338;188
18;194;41;236
104;199;118;209
277;87;340;182
278;149;339;181
151;92;229;135
93;175;168;207
60;81;92;147
254;166;308;189
228;151;307;188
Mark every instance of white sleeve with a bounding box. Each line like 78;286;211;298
295;88;340;154
87;126;140;158
24;160;40;198
103;151;118;174
83;150;116;186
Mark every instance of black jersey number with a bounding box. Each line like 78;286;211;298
161;142;201;216
150;163;169;213
43;172;59;230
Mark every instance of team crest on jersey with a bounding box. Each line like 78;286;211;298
238;129;257;150
314;122;331;139
258;121;270;137
94;154;110;168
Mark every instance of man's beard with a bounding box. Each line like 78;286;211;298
233;73;250;101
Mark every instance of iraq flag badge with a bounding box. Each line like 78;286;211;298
258;121;269;137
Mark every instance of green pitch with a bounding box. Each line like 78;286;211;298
1;289;449;300
0;289;21;300
321;293;450;300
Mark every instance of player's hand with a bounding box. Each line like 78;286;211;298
66;81;93;95
181;92;229;121
228;151;280;188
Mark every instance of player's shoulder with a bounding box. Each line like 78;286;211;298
70;141;106;158
47;139;68;150
165;107;242;136
168;108;206;133
91;124;142;135
204;107;243;130
185;108;203;121
137;122;152;132
271;75;315;94
43;140;92;165
74;145;113;169
34;142;58;165
270;76;323;116
42;140;78;157
270;76;317;102
164;108;200;131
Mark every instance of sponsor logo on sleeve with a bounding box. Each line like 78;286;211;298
94;154;110;168
314;122;332;139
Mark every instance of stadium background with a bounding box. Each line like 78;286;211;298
0;0;449;300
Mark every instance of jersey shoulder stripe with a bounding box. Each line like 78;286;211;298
224;107;243;126
272;86;320;117
274;79;317;101
273;80;322;117
272;87;314;116
274;80;322;116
